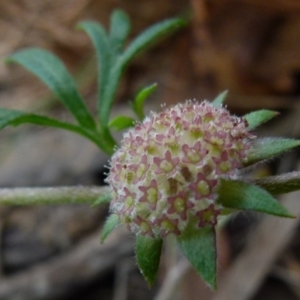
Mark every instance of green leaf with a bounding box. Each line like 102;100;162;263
108;115;135;131
178;226;217;289
244;110;279;130
0;107;95;138
99;18;185;127
217;179;294;218
77;22;112;122
92;193;111;207
100;214;119;243
120;18;185;69
245;138;300;166
132;83;157;120
109;10;131;57
7;48;96;130
136;235;163;286
252;171;300;195
211;90;228;108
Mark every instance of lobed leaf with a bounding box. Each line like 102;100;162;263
132;83;157;120
244;138;300;166
109;10;131;57
217;179;294;218
108;115;135;131
244;109;279;130
211;90;228;108
136;235;163;286
100;214;119;243
7;48;96;129
178;225;217;289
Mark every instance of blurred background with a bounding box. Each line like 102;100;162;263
0;0;300;299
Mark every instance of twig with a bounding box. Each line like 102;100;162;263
0;186;110;205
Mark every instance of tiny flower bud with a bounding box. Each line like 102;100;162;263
107;101;255;237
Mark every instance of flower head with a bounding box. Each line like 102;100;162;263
107;100;255;237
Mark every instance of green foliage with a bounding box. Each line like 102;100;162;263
178;226;217;289
100;214;119;243
92;194;111;207
211;90;228;107
7;48;96;130
108;115;135;131
132;83;157;120
254;171;300;195
109;10;131;57
245;138;300;166
5;10;185;156
79;17;185;128
0;108;102;146
136;235;163;286
244;109;279;130
217;179;294;218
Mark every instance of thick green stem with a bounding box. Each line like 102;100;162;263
0;186;110;205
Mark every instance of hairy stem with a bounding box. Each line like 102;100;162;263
250;171;300;195
0;186;110;205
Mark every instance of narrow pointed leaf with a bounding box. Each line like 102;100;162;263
132;83;157;120
245;138;300;166
7;48;96;129
136;235;163;286
92;193;111;207
252;171;300;195
108;115;135;131
178;226;217;289
100;214;119;243
0;107;98;141
120;18;185;69
211;90;228;107
244;109;279;130
99;18;185;126
109;10;131;56
217;179;294;218
77;22;112;121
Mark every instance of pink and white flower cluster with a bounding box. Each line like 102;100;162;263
107;101;255;237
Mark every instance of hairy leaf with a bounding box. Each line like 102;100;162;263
244;138;300;166
92;193;111;207
100;214;119;243
211;90;228;107
178;226;217;289
252;171;300;195
217;179;294;218
7;48;95;129
136;235;163;286
244;110;278;130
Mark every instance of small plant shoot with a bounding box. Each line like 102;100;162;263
1;9;300;290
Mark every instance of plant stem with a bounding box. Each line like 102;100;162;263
250;171;300;195
0;186;110;205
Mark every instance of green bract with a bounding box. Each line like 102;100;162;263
1;9;300;291
104;93;299;289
